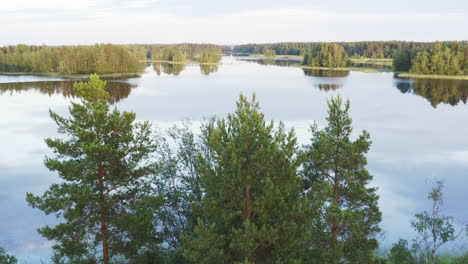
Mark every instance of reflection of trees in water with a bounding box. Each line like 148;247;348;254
303;69;349;77
153;63;186;76
395;78;468;108
200;64;219;75
314;83;343;91
0;81;135;104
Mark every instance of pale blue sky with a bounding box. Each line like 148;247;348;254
1;0;467;44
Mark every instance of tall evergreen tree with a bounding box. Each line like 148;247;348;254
183;94;313;264
26;74;163;264
303;96;381;264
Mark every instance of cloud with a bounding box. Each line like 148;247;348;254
1;1;467;44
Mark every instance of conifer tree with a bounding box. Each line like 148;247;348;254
26;74;163;264
303;96;381;264
183;94;313;264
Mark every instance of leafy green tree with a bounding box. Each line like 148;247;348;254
0;247;17;264
388;239;417;264
411;180;462;264
263;49;276;58
303;96;381;264
393;49;413;71
183;94;313;264
26;74;163;264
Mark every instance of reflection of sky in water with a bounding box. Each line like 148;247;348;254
1;56;468;261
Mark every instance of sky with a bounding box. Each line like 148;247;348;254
1;0;467;45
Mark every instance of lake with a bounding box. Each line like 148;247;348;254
1;56;467;262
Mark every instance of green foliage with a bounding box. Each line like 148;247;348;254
410;42;467;75
183;94;313;264
26;75;163;264
0;44;145;74
393;49;413;71
411;180;461;264
303;96;382;264
388;239;417;264
0;247;17;264
233;41;453;58
263;49;276;58
303;43;349;68
155;46;187;62
198;49;222;63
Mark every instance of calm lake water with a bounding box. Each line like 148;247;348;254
1;56;467;262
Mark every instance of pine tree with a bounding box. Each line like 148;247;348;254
26;74;163;264
303;96;381;264
183;94;313;264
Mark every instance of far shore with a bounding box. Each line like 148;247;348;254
0;71;141;79
395;73;468;80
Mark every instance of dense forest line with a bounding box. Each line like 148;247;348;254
233;41;468;76
1;75;466;264
232;41;465;59
0;44;147;75
0;43;223;76
138;43;222;63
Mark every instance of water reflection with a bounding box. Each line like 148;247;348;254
199;64;219;75
303;69;349;78
394;78;468;108
153;63;186;76
0;81;135;103
315;83;343;91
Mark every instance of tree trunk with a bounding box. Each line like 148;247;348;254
98;166;109;264
331;170;340;264
245;184;254;263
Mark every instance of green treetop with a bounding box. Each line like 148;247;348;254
183;94;313;264
303;95;381;263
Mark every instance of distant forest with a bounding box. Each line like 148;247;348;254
233;41;468;76
0;41;466;76
0;43;222;75
0;44;147;75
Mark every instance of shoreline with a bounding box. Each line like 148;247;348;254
0;71;141;79
395;73;468;80
148;60;221;65
294;65;392;73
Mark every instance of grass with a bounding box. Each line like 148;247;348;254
349;58;393;67
395;72;468;80
0;71;141;79
295;65;391;73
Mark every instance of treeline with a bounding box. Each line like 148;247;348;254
0;44;146;75
234;41;468;76
233;41;440;58
16;75;466;264
141;43;222;63
302;43;349;67
408;43;467;75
